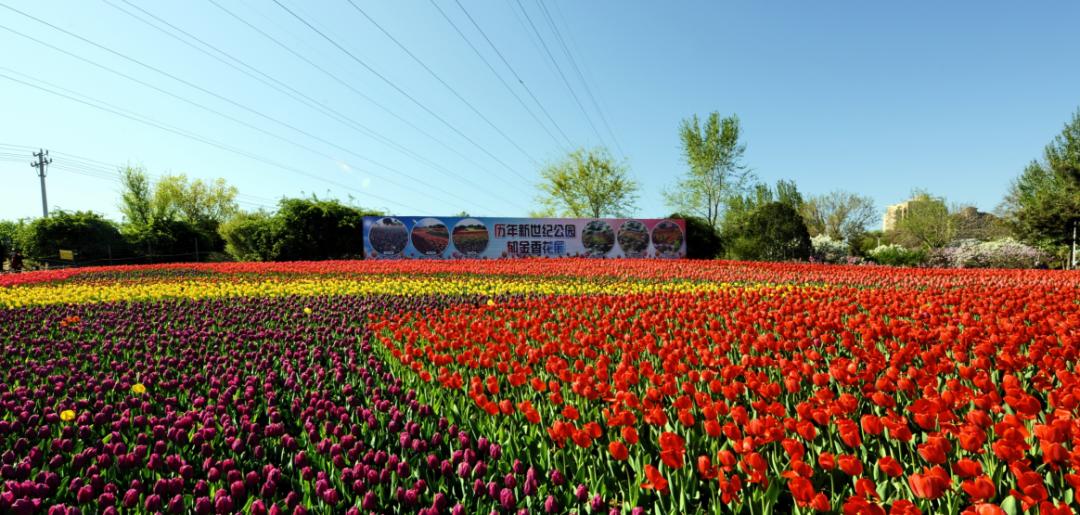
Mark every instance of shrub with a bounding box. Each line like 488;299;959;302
725;202;813;261
811;235;850;264
19;211;129;265
668;213;722;259
930;238;1047;269
867;244;927;267
219;211;279;262
125;218;218;262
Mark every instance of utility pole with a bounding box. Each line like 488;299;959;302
30;149;51;217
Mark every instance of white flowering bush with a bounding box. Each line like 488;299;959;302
868;244;927;267
930;238;1046;269
811;235;850;264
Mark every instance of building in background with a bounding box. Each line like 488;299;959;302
882;200;913;232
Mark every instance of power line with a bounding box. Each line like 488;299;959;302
269;0;533;186
511;0;608;149
426;0;567;153
451;0;575;150
343;0;540;171
0;10;476;212
49;152;281;207
204;0;525;198
535;0;625;158
0;67;420;214
102;0;512;210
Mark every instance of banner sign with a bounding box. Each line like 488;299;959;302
362;216;687;259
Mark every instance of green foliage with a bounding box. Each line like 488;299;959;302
218;211;279;262
719;180;805;242
119;166;153;227
890;190;955;250
262;197;382;261
117;168;240;259
664;112;752;230
668;213;722;259
536;147;638;218
1001;110;1080;260
0;220;26;264
151;173;238;225
724;202;813;261
19;211;129;264
125;218;218;262
852;230;885;257
867;244;928;267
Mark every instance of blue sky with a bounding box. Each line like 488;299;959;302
1;1;1078;222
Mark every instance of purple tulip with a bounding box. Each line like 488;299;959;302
544;495;559;513
499;488;515;510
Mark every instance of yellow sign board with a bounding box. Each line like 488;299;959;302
59;249;75;261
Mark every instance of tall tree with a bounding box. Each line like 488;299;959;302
118;166;152;228
1001;109;1080;259
535;147;638;218
799;190;877;242
664;113;752;230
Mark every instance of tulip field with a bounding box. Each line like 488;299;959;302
1;260;1079;514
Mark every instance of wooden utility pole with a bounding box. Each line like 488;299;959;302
30;149;51;217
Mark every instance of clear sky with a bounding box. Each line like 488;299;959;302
1;1;1078;222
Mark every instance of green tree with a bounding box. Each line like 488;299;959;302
1001;109;1080;263
799;190;877;243
535;147;638;218
890;191;956;250
272;197;382;261
152;174;238;226
19;211;129;265
218;211;279;261
725;202;813;261
118;166;153;228
118;169;240;258
719;180;804;241
0;220;26;264
664;113;752;230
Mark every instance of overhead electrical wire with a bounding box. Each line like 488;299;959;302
534;0;626;158
450;0;575;150
343;0;540;171
425;0;568;153
0;67;423;214
510;0;609;149
204;0;525;195
0;8;479;212
104;0;513;209
269;0;534;185
0;148;277;210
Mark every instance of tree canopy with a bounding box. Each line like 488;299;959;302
1001;110;1080;259
799;190;877;243
890;191;955;250
725;202;813;261
664;113;752;230
535;148;638;218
